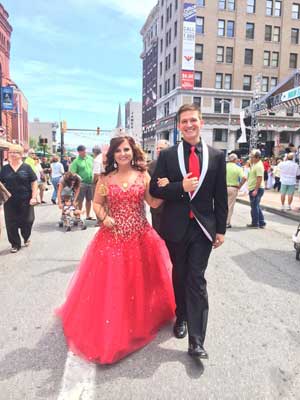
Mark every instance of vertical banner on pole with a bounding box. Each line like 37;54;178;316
181;3;196;89
1;86;14;111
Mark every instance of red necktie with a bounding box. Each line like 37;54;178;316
189;146;200;218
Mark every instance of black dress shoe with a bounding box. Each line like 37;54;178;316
188;343;208;359
173;320;187;339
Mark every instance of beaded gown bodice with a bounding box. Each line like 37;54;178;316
104;179;149;239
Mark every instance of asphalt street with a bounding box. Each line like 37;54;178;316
0;194;300;400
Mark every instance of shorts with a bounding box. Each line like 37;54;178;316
280;184;295;195
78;183;94;202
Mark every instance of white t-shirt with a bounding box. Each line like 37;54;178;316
93;154;104;175
51;162;64;178
279;160;300;185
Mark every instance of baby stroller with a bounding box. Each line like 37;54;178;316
292;223;300;260
58;195;87;232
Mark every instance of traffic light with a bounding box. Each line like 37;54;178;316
61;120;67;133
39;138;48;145
97;127;100;135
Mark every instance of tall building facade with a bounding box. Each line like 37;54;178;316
29;119;59;154
142;0;300;156
140;3;159;158
125;98;142;144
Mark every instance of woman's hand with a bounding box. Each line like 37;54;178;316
157;177;169;187
29;198;38;206
103;216;115;228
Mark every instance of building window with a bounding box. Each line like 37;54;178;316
265;25;272;41
291;28;299;44
173;46;177;63
228;0;235;11
243;75;252;90
159;61;162;75
215;73;223;89
193;96;201;107
272;52;279;67
224;74;232;90
247;0;256;13
266;0;273;16
164;102;169;116
195;71;202;87
270;77;278;89
161;15;164;30
174;20;177;37
214;98;222;113
245;48;253;65
217;46;224;62
173;73;176;89
274;1;282;16
159;84;162;98
290;53;298;68
196;17;204;34
175;0;178;10
264;50;271;66
218;19;225;36
246;22;255;39
242;99;251;108
227;21;235;37
273;26;280;42
160;39;163;52
197;0;205;5
262;76;269;92
226;47;233;63
213;129;228;142
292;3;300;19
219;0;226;9
195;44;203;60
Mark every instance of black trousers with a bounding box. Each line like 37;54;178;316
166;219;212;345
4;199;35;249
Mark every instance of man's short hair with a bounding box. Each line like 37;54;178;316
287;152;294;160
250;149;261;159
228;153;238;161
77;145;86;152
92;145;101;155
177;104;202;122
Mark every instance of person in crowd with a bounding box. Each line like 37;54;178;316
57;171;81;207
56;136;174;364
267;159;276;190
247;149;266;229
50;155;64;204
40;156;51;185
279;152;300;211
61;155;70;173
0;144;37;253
24;148;37;172
150;104;228;360
92;145;104;185
284;143;296;161
70;145;94;220
148;139;170;235
226;153;246;228
273;159;282;192
239;160;250;196
263;158;270;189
34;157;46;203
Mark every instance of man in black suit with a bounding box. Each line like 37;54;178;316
150;104;227;359
148;140;170;235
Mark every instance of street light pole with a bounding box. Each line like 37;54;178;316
220;99;232;152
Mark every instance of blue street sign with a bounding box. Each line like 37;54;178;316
1;86;14;110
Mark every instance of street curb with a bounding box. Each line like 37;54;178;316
236;198;300;223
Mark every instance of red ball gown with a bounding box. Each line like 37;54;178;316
56;177;175;364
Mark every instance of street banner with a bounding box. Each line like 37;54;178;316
182;3;196;71
1;86;14;111
181;70;194;90
238;110;247;143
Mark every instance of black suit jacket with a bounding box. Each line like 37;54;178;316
149;142;228;243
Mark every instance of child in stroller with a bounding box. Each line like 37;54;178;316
60;194;86;231
57;172;86;231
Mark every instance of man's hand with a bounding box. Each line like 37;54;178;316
183;172;199;192
251;189;258;197
213;233;225;249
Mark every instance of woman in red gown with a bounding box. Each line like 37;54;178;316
56;136;175;364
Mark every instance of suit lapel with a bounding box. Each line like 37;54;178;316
177;142;191;200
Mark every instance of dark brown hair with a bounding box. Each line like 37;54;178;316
62;171;81;190
177;103;202;122
104;136;146;175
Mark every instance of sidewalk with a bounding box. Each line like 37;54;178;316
237;188;300;222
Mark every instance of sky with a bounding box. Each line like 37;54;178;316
2;0;157;147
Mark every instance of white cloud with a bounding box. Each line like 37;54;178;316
67;0;158;19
